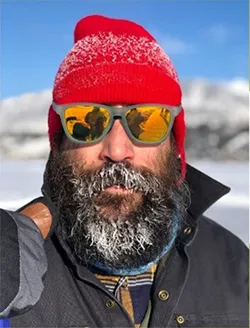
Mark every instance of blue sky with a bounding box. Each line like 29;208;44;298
2;0;248;98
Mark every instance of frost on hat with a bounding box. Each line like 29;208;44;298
48;14;186;178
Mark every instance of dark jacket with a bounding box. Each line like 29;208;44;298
0;164;248;327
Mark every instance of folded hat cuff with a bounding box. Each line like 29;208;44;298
53;63;182;106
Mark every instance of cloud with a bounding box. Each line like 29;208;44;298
160;35;197;55
205;24;241;44
151;30;197;55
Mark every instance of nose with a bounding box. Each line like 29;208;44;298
99;119;135;163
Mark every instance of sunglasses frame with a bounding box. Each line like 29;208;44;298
52;102;182;146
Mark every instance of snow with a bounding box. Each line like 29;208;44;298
0;160;248;245
227;78;248;96
5;137;50;159
224;132;249;152
0;79;248;134
181;79;248;129
0;79;248;157
0;89;51;135
0;79;248;160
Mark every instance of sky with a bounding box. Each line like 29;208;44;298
1;0;248;98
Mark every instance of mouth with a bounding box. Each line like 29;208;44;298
105;185;135;194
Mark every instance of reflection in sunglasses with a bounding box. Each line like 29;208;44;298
138;108;171;141
64;105;172;143
65;106;110;141
126;107;171;141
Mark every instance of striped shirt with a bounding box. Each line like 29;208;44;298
95;264;157;327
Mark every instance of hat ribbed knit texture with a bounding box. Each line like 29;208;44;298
48;14;186;178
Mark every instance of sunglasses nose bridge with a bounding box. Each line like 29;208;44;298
111;106;127;116
109;107;128;131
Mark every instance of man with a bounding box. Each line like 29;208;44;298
0;14;248;328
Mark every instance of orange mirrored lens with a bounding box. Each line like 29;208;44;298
126;106;171;142
64;106;110;141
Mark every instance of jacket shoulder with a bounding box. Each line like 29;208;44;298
190;215;248;282
187;215;248;304
197;215;248;254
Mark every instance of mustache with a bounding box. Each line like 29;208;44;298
70;161;165;197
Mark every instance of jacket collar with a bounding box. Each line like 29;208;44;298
175;163;230;246
185;163;230;221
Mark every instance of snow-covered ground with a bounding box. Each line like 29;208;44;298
1;79;248;160
0;160;248;245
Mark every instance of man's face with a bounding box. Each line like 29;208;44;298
45;105;190;272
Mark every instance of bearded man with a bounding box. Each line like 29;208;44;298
0;15;248;328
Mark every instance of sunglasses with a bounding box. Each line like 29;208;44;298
52;102;182;145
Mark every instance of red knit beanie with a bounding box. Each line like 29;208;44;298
48;14;186;178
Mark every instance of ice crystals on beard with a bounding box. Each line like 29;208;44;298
86;162;162;197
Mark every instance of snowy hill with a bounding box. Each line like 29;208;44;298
0;79;248;160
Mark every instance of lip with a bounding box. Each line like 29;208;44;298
105;185;133;193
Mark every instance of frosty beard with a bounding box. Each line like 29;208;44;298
44;140;190;273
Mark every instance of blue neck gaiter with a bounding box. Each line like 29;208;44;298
91;208;180;276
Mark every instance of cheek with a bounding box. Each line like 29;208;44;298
134;147;163;169
61;135;78;151
61;138;103;167
134;141;170;173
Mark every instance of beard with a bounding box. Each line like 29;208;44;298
44;139;191;273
